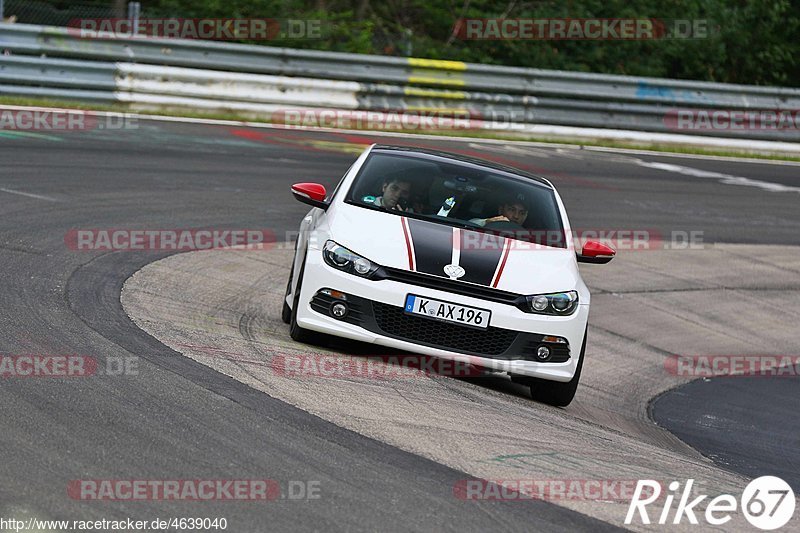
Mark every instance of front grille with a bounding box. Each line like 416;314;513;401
372;301;517;355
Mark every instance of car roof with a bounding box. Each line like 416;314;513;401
371;145;553;188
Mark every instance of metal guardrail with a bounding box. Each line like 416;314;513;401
1;23;799;142
0;55;115;89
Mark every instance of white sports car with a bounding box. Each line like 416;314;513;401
282;144;614;406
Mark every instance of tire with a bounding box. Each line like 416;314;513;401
289;251;324;344
280;260;294;325
529;327;587;407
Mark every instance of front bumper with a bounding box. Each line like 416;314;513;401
295;251;589;382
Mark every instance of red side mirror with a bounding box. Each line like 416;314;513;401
291;183;328;210
577;240;615;264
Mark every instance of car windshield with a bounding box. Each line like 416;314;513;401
345;150;567;248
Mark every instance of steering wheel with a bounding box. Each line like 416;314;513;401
483;219;526;232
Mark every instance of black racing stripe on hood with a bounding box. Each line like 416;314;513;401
459;229;504;286
407;218;453;277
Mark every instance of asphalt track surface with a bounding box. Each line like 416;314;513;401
1;118;798;530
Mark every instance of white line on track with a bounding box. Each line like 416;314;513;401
635;161;800;193
0;187;60;202
582;144;800;167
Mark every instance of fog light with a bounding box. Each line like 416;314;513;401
536;345;551;361
330;302;348;318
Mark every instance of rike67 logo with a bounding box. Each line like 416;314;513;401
626;477;795;530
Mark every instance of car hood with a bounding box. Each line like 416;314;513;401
329;206;580;295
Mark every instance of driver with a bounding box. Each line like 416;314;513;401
470;193;528;227
364;177;414;212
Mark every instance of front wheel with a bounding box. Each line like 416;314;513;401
528;327;587;407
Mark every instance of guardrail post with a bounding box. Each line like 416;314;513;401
127;1;141;35
403;28;413;56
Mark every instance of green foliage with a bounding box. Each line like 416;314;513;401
137;0;798;86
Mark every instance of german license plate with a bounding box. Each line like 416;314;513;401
404;294;490;330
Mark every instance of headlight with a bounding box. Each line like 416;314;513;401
524;291;578;315
323;240;379;278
